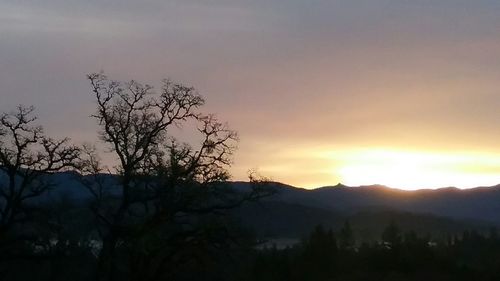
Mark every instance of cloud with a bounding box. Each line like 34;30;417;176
2;1;500;187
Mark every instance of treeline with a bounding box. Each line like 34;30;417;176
3;214;500;281
250;222;500;281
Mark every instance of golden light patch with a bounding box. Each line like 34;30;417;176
335;149;500;190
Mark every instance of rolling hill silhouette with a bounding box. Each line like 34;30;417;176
4;172;500;239
263;182;500;224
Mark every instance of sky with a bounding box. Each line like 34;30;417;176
2;0;500;189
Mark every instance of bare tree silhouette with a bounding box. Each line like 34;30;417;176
82;73;272;281
0;105;80;237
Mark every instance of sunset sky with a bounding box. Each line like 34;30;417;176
2;1;500;189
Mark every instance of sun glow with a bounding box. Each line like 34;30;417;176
335;149;500;190
235;144;500;190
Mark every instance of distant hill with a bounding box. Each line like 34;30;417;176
233;200;489;241
242;182;500;224
232;200;344;238
3;173;500;239
232;181;500;239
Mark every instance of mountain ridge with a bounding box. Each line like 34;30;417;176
3;172;500;226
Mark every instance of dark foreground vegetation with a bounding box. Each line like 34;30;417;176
253;223;500;281
3;219;500;281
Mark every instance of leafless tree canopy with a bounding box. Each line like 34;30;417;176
0;74;273;281
84;73;273;281
87;73;237;180
0;105;80;231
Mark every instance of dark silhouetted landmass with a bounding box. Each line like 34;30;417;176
5;173;497;239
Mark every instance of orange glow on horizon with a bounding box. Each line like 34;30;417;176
237;146;500;190
335;149;500;190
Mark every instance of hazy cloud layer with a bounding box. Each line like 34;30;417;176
2;1;500;187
